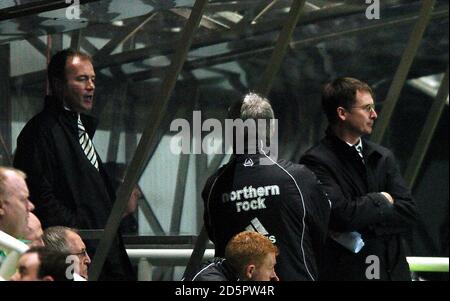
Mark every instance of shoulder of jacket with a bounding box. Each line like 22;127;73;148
19;110;58;136
272;159;316;181
364;140;392;156
203;163;231;191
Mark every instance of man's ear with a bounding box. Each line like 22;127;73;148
245;264;256;280
0;201;5;216
336;106;347;121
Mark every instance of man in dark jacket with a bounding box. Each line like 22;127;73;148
300;77;418;281
203;93;330;281
188;231;279;281
13;49;135;280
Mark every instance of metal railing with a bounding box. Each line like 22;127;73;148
0;231;29;280
407;256;449;273
125;248;449;281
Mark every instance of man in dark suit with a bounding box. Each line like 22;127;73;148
300;77;418;280
14;49;135;280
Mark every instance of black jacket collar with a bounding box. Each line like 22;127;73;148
217;258;240;281
324;127;382;161
44;95;98;137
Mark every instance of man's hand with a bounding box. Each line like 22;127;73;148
380;192;394;204
122;186;141;218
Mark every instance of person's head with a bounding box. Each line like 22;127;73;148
228;93;276;155
322;77;377;139
48;49;95;113
42;226;91;279
0;167;34;238
225;231;279;281
10;247;72;281
25;212;44;247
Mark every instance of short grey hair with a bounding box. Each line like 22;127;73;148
42;226;76;253
240;93;275;144
240;93;274;121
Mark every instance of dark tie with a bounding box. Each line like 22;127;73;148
77;115;99;170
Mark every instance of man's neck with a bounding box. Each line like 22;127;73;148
330;125;361;145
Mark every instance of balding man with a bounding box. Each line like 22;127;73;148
0;167;34;270
0;167;34;239
25;213;44;247
13;49;134;280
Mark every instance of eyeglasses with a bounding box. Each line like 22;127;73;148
72;249;88;257
351;103;376;113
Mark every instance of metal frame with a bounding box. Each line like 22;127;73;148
0;0;102;21
93;13;157;62
124;91;138;165
88;0;210;281
70;29;82;51
137;197;166;236
178;9;448;73
0;44;12;166
169;75;199;235
106;86;127;162
105;38;133;163
404;66;449;189
256;0;307;96
233;0;280;28
10;1;442;88
126;248;450;273
371;0;437;144
183;226;209;279
195;153;208;231
169;155;191;234
25;37;48;57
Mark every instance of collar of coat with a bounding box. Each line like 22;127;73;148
215;258;241;281
44;95;98;137
324;127;384;161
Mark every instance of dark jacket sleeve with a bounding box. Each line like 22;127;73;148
202;175;217;243
371;151;418;235
300;154;396;232
14;128;79;228
300;166;331;246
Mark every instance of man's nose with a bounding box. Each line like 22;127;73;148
371;109;377;119
28;200;35;212
271;271;279;281
86;79;95;90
